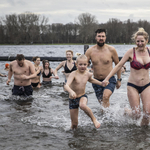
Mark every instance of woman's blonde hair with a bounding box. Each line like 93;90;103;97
131;27;149;42
76;54;87;63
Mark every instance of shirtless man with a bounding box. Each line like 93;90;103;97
85;29;121;108
64;54;102;129
6;54;37;96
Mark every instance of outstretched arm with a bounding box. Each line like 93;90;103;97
0;73;7;77
54;61;64;79
112;48;122;89
50;68;58;79
103;49;131;86
88;73;103;86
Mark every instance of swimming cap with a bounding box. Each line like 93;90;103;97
5;63;9;68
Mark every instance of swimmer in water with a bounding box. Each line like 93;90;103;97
4;63;9;71
0;63;9;77
42;60;58;85
6;54;37;97
31;56;42;88
54;50;77;82
64;54;103;129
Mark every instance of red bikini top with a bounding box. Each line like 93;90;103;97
130;47;150;70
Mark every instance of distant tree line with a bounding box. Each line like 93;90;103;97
0;12;150;44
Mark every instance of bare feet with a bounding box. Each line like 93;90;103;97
124;108;132;117
93;119;101;129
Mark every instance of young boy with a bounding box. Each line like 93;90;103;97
64;54;103;129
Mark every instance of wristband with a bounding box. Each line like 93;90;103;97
117;78;122;81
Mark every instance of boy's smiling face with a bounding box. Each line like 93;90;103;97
76;58;88;73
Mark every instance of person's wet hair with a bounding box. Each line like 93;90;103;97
42;60;51;70
16;54;25;61
95;29;106;35
32;56;40;62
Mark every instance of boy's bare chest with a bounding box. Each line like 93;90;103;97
74;75;88;85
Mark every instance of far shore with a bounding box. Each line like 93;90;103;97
0;43;143;46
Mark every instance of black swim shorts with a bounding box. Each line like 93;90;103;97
12;85;33;96
69;94;88;109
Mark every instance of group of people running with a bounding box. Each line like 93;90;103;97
5;50;77;95
3;27;150;129
30;49;78;88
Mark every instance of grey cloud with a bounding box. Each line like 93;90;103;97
6;0;26;6
6;0;15;6
0;0;150;24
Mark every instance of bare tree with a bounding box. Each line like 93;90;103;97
0;18;5;44
75;13;99;43
106;18;123;43
137;20;150;42
4;14;20;44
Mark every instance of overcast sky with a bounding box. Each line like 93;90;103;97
0;0;150;24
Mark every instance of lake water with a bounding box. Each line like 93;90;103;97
0;44;150;150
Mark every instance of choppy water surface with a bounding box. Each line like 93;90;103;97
0;45;150;150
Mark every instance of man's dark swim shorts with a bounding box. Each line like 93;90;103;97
12;85;33;96
92;76;116;100
69;94;88;109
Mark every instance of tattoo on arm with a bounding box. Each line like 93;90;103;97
10;64;12;71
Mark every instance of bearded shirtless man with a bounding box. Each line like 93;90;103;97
85;29;122;108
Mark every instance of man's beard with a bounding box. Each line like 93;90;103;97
97;41;105;47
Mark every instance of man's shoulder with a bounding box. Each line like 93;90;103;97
10;60;17;65
25;59;32;63
105;44;116;51
25;60;33;66
86;45;96;50
85;45;97;54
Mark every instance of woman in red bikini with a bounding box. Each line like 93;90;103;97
103;28;150;126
